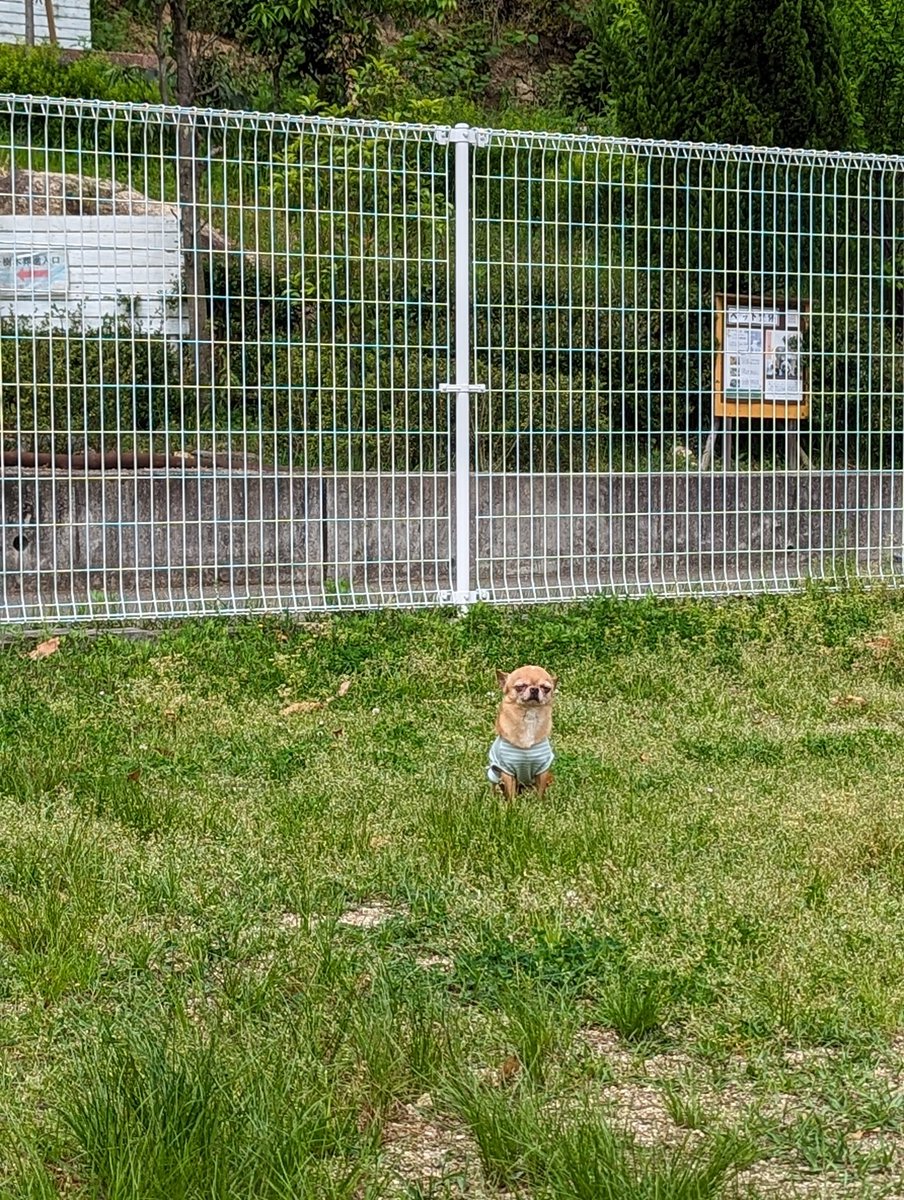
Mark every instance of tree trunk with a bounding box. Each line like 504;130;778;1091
171;0;212;389
154;4;171;103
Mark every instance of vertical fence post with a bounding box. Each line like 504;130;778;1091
437;122;487;607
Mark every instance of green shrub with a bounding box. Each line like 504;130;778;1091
0;313;184;448
0;45;156;105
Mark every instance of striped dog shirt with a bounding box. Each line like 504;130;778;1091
487;736;554;787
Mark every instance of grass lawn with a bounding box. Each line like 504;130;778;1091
4;587;904;1197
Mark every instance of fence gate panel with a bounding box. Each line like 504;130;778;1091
0;98;455;623
469;129;904;600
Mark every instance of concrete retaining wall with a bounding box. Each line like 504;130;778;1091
1;470;322;614
470;472;904;596
2;468;902;615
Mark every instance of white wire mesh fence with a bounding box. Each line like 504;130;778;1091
0;94;902;623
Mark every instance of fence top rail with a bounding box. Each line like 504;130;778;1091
1;91;903;171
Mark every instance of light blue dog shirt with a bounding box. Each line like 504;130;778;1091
487;736;554;787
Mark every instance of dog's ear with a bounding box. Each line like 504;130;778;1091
496;669;509;688
550;674;558;689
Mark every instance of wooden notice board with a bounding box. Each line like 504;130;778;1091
714;295;809;421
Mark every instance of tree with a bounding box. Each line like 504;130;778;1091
836;0;904;153
591;0;854;149
243;0;370;107
242;0;455;108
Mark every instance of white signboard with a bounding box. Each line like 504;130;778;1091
764;328;802;399
0;249;68;293
724;304;802;403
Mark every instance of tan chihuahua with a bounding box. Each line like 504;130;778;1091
487;665;557;800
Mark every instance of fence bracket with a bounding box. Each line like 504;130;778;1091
434;124;491;147
438;589;490;609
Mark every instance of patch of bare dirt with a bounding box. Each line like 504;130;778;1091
278;911;304;930
576;1026;635;1073
643;1050;695;1079
416;952;454;971
734;1160;874;1198
338;901;402;929
782;1047;838;1069
602;1082;694;1148
380;1101;490;1197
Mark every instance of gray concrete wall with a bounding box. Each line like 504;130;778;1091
2;467;902;615
471;472;904;596
1;470;322;611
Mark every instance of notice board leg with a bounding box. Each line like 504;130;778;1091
701;418;721;471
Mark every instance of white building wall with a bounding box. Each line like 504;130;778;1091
0;0;92;49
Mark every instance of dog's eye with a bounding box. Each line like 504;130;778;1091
514;683;526;691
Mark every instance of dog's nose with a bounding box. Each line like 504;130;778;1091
530;687;539;699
